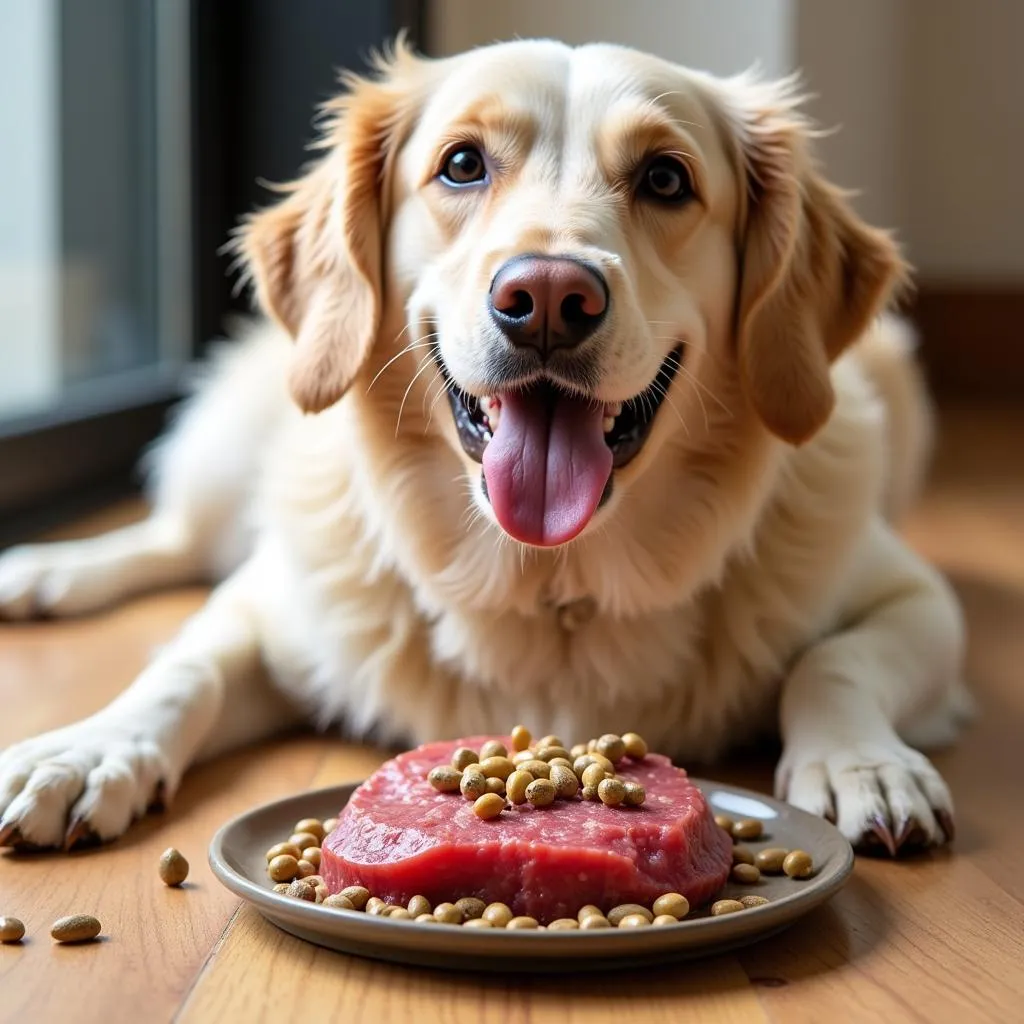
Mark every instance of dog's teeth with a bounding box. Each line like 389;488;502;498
603;416;615;434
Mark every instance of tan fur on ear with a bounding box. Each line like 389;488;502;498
729;77;908;444
237;39;425;413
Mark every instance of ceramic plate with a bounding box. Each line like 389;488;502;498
209;779;853;972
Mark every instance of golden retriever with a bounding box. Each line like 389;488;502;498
0;39;970;854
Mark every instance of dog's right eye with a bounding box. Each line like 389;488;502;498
439;146;488;187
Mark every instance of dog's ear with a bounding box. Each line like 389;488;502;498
727;77;909;444
237;40;425;413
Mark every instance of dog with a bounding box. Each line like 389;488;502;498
0;39;971;854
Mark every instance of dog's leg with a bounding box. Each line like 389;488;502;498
776;519;966;853
0;556;300;848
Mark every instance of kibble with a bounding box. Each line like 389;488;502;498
607;904;654;926
507;916;539;930
407;895;432;917
579;914;611;930
581;763;608;789
299;859;320;878
478;756;515;781
714;814;734;832
51;914;102;943
731;863;761;884
511;725;532;751
455;897;487;920
366;897;387;915
478;740;507;761
302;847;322;869
537;735;564;750
322;893;355;911
652;892;690;920
548;918;579;930
581;784;599;801
618;914;651;928
536;746;573;764
549;764;580;799
266;841;301;863
570;743;588;759
731;818;764;841
434;903;463;924
623;782;646;807
268;854;300;882
597;777;627;807
340;885;370;910
290;831;321;851
621;732;648;759
429;765;463;793
519;759;551;779
322;817;339;835
416;913;438;924
548;757;575;771
711;899;746;916
158;847;189;887
596;734;626;763
295;818;326;842
740;895;770;909
387;907;413;920
652;914;678;926
525;778;556;807
460;769;488;801
755;848;789;874
0;916;25;943
577;904;605;922
783;850;814;879
506;769;534;805
732;845;756;866
273;883;291;894
462;917;493;928
512;750;536;766
287;879;316;901
451;747;479;771
482;902;513;927
485;777;506;795
473;793;506;819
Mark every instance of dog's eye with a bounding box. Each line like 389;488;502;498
638;156;694;204
439;146;488;187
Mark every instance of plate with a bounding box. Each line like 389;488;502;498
208;779;853;972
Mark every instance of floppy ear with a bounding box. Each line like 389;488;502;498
237;41;423;413
729;78;909;444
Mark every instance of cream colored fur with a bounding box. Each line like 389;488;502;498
0;41;968;853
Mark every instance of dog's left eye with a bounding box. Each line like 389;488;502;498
439;146;488;187
638;156;694;204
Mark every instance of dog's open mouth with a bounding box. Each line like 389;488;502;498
444;346;682;547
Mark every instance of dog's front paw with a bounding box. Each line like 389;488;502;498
776;738;955;855
0;724;169;849
0;542;118;620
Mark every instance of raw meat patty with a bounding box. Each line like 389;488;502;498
321;736;732;921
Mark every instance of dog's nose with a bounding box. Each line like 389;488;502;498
488;255;608;354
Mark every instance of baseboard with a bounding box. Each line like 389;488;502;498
907;286;1024;405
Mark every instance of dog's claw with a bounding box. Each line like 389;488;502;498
148;780;168;814
64;817;98;851
860;814;897;857
894;816;927;851
0;820;22;848
937;809;956;844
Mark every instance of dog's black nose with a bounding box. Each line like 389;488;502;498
488;255;608;355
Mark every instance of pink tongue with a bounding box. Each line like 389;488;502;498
482;391;612;546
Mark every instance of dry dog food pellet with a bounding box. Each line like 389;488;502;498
365;897;387;915
711;899;746;916
652;914;678;926
416;913;438;923
783;850;814;878
462;917;493;928
158;847;189;887
478;740;508;761
755;848;789;873
451;747;479;771
0;916;25;943
549;764;580;799
460;769;488;801
581;784;599;801
295;818;325;842
570;743;588;759
290;831;321;851
731;818;763;841
740;895;770;908
267;854;300;882
548;918;579;930
266;841;301;863
428;765;463;793
536;735;564;750
597;777;627;807
519;759;551;779
511;725;532;751
455;897;487;920
548;757;575;771
618;913;651;928
581;763;608;789
596;734;626;763
388;907;414;920
512;750;535;766
652;892;690;920
482;902;513;927
322;893;355;911
607;903;654;926
433;903;463;924
506;769;533;805
506;916;539;930
407;894;431;917
535;746;573;764
579;914;612;929
621;732;648;759
732;844;755;866
302;847;322;868
623;782;646;807
473;793;506;819
485;777;506;795
287;879;316;901
340;885;370;910
714;814;734;832
731;863;761;884
51;915;102;943
296;859;317;878
526;778;556;807
478;756;515;780
577;904;604;922
273;883;291;894
322;817;339;835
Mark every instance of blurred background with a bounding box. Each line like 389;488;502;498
0;0;1020;541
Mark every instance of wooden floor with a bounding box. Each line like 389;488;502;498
1;407;1022;1023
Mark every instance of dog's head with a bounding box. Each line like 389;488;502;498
240;39;905;553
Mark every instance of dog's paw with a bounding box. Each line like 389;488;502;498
0;724;169;849
0;542;116;620
776;738;955;855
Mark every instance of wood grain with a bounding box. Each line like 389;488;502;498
2;407;1023;1022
